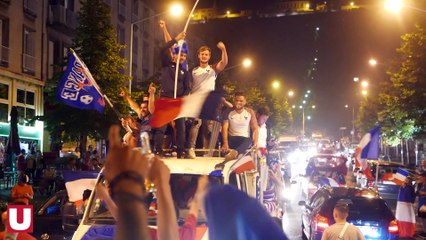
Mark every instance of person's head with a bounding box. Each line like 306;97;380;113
257;106;271;125
233;91;247;111
19;173;29;185
20;149;26;155
172;42;188;64
404;175;413;186
333;203;349;221
82;189;92;201
140;101;149;116
197;46;211;65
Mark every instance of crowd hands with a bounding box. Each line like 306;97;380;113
105;125;287;240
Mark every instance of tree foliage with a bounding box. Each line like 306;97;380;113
43;0;130;148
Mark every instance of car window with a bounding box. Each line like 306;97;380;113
41;194;63;215
309;191;325;208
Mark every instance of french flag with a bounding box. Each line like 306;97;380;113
63;170;99;202
150;91;223;128
354;125;380;180
393;168;409;186
395;183;416;238
230;155;255;174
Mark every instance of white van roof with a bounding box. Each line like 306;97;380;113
163;157;227;175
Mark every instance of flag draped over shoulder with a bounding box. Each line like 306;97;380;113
57;51;105;112
395;184;416;238
150;91;223;128
354;125;380;180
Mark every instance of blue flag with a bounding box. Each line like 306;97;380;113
57;51;105;112
360;125;380;160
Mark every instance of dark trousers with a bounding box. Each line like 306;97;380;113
228;136;252;156
153;118;186;154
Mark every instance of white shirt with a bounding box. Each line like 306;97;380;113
258;123;267;148
192;65;217;93
227;109;251;138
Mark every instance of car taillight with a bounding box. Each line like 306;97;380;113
388;220;398;234
315;214;329;230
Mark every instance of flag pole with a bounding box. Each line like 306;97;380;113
70;49;122;119
173;0;200;99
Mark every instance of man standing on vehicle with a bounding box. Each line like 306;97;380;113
187;43;228;159
221;91;258;160
321;203;365;240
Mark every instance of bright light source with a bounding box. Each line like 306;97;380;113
242;58;252;68
361;90;368;96
361;81;369;88
170;3;184;16
307;116;311;120
305;94;308;98
353;77;359;82
302;100;306;104
312;105;316;109
345;104;349;108
299;105;303;109
307;90;311;94
350;2;355;6
306;3;310;9
369;58;378;66
314;58;318;61
292;105;296;108
316;27;320;31
385;0;402;14
226;10;230;14
288;90;294;97
272;81;280;89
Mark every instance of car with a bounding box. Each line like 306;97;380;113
299;186;398;240
33;190;77;240
301;154;347;199
72;156;276;240
355;160;415;200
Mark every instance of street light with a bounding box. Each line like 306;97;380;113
242;58;252;68
361;90;368;96
385;0;402;14
369;58;378;66
272;81;280;89
353;77;359;82
361;80;369;88
128;3;183;93
288;90;294;97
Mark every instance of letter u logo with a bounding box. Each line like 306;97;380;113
7;205;33;233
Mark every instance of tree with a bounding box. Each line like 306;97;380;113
43;0;130;153
378;25;425;144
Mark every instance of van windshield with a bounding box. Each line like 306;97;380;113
85;174;222;225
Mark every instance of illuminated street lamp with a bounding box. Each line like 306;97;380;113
129;3;184;93
288;90;294;97
292;105;296;108
361;80;369;88
312;105;316;109
272;81;280;89
307;116;311;120
307;90;311;94
385;0;403;14
361;90;368;96
353;77;359;82
369;58;378;66
242;58;252;68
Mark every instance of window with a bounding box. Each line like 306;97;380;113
16;88;36;126
0;17;9;66
118;0;126;19
22;26;36;74
0;82;8;122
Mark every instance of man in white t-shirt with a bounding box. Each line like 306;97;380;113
321;203;365;240
221;91;258;161
188;42;228;158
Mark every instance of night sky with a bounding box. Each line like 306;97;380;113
156;1;419;138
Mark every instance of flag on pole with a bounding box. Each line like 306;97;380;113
57;50;105;112
354;125;380;180
393;168;409;186
150;91;223;128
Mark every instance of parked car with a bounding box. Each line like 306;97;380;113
299;186;398;240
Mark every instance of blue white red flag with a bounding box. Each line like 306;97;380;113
57;50;105;112
395;183;416;237
151;91;223;128
63;170;99;202
355;125;380;180
230;155;255;174
393;168;409;186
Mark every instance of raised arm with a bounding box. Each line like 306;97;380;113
148;83;156;114
159;20;173;58
213;42;228;73
120;89;142;117
248;108;259;147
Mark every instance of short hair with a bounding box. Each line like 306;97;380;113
334;203;349;215
197;46;211;55
234;91;245;98
141;101;149;106
257;106;271;116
